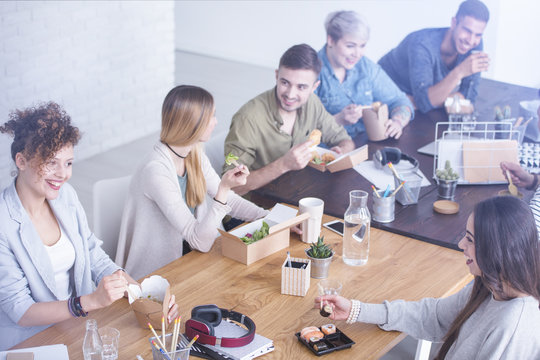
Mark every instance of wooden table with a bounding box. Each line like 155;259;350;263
14;213;473;359
252;79;538;249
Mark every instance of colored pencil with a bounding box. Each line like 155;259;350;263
161;316;165;349
148;323;166;350
390;181;405;197
187;334;200;348
371;185;381;198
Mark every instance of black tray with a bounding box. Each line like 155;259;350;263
295;327;355;356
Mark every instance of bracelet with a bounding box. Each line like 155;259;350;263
346;300;361;324
73;296;88;317
525;173;539;191
67;297;77;318
213;197;227;206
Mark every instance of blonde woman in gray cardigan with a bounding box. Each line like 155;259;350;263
316;196;540;359
116;86;268;279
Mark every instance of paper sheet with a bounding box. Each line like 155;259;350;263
0;344;68;360
353;161;431;190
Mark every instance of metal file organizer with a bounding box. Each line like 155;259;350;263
433;121;520;185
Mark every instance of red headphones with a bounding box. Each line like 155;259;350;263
185;304;256;347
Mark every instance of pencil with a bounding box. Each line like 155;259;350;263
390;181;405;197
171;317;181;353
388;162;414;201
161;316;165;349
187;334;199;348
387;162;401;180
371;185;381;198
148;323;166;350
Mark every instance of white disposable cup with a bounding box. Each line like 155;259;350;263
299;197;324;243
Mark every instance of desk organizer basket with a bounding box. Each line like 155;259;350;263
433;121;520;185
281;257;311;296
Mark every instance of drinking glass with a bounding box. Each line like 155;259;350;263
100;327;120;360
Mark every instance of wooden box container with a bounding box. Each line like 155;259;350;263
308;145;368;173
219;204;309;265
281;257;311;296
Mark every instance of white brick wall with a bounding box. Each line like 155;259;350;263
0;0;175;189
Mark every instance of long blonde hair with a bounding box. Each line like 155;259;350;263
160;85;214;208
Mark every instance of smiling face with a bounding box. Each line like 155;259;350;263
458;214;482;276
275;67;320;113
451;15;487;55
327;33;367;71
16;144;74;201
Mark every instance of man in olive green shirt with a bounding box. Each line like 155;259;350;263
224;44;354;195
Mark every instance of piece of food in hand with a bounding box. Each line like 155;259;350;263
321;324;336;335
309;129;322;147
320;304;333;317
240;221;269;244
225;152;240;166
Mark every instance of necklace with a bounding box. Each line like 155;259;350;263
165;143;188;159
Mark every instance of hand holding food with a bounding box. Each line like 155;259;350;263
314;294;352;321
221;165;250;189
308;129;322;147
282;141;313;171
225;152;240;167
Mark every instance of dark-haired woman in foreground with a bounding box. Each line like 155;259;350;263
0;103;178;350
316;196;539;359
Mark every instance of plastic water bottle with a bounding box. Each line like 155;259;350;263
343;190;370;266
83;319;103;360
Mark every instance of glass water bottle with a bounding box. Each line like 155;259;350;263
343;190;370;266
83;319;103;360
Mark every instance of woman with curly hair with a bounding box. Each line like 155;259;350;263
0;102;178;350
315;196;540;359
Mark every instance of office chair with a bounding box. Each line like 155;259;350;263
92;175;131;262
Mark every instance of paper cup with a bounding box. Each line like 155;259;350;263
299;197;324;243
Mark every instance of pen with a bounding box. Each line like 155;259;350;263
286;251;292;268
382;184;391;198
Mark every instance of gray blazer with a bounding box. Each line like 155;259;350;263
0;180;120;350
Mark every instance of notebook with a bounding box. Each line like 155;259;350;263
203;320;274;360
0;344;68;360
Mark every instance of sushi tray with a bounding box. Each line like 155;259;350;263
295;326;355;356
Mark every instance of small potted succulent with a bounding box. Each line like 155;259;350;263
305;236;334;279
436;160;459;199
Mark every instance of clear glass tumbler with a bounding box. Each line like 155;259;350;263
343;190;370;266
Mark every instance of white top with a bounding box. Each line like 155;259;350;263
44;228;75;300
115;142;269;279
